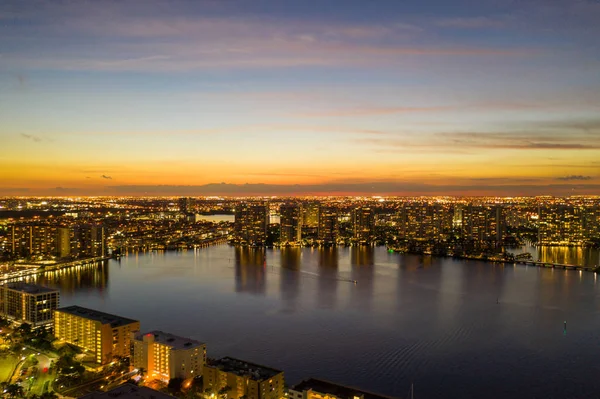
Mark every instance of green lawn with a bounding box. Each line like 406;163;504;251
0;354;19;382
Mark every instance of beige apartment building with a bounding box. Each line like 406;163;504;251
0;282;59;327
132;330;206;382
53;305;140;364
203;357;285;399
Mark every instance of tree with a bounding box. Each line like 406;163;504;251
167;378;183;394
17;323;32;336
5;383;24;398
138;367;146;378
40;392;59;399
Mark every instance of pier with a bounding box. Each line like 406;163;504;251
514;260;596;271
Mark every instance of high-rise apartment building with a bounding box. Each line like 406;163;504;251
352;207;375;243
132;331;206;382
302;202;320;228
0;283;59;327
57;227;73;258
74;225;107;258
178;197;195;214
461;205;505;243
280;204;302;244
9;224;58;258
397;203;452;241
8;223;107;259
538;205;584;245
53;306;140;364
318;206;338;245
203;357;285;399
234;203;269;245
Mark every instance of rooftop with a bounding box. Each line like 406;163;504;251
207;357;282;381
2;282;58;295
135;330;205;350
78;383;177;399
291;379;398;399
56;305;139;328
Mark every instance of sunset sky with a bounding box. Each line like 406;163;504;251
1;0;599;196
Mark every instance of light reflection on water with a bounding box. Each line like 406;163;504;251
28;245;600;399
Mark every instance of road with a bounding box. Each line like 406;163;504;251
7;346;57;395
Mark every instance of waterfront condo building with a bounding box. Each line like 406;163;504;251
234;203;269;245
318;206;339;245
352;207;375;243
53;305;140;364
132;330;206;382
289;379;397;399
0;282;59;327
203;357;285;399
302;202;320;228
8;222;107;259
280;204;302;244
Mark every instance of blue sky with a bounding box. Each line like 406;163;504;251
1;0;599;195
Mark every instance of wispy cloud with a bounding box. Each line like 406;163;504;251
104;182;600;196
20;133;42;142
357;129;600;152
0;3;536;73
434;17;506;29
556;175;593;181
300;106;452;117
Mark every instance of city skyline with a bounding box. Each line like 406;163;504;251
1;0;599;196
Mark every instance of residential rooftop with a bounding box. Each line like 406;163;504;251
135;330;205;350
78;383;177;399
207;357;282;381
56;305;138;328
2;282;58;295
291;379;398;399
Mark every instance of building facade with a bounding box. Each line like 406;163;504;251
53;306;140;364
203;357;285;399
318;206;338;245
352;207;375;243
0;283;59;327
234;203;269;245
280;204;302;244
132;330;206;382
8;223;107;259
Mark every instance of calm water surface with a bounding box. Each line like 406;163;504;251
31;246;600;399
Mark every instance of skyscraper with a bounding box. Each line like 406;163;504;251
352;206;375;243
280;204;302;244
9;223;58;258
302;202;320;228
318;206;338;245
234;203;269;245
74;225;107;258
178;197;195;213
